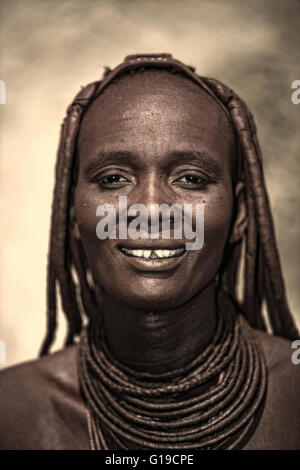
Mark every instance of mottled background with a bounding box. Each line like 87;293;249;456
0;0;299;368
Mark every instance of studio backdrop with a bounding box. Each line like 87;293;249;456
0;0;299;367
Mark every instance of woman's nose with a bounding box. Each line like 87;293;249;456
129;173;172;208
125;173;180;231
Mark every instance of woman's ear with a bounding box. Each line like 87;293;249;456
229;181;247;244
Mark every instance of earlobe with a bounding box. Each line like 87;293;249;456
229;182;247;244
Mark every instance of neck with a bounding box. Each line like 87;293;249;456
101;281;217;374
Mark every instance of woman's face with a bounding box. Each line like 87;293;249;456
74;71;236;310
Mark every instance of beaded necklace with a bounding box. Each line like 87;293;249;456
77;290;267;450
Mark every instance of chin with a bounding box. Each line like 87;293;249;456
114;284;190;311
124;296;180;311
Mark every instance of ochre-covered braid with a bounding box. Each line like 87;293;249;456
40;83;100;355
38;54;298;450
202;77;297;338
39;56;298;356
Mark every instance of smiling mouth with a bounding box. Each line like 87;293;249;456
120;247;186;259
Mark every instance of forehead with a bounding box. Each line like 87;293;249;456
77;71;235;170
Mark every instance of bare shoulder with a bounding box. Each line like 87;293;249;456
0;345;88;449
245;328;300;449
0;345;79;397
253;328;300;377
253;328;300;400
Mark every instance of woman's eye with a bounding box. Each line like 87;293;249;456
173;174;209;188
98;174;131;187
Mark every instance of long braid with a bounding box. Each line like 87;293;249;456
40;83;100;355
40;57;298;356
201;77;298;338
38;54;298;450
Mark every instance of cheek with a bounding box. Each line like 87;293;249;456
74;183;127;294
74;180;117;239
200;193;233;272
73;179;234;306
74;184;105;268
205;196;232;238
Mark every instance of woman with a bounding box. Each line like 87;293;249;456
0;53;299;450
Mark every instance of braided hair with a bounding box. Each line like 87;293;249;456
39;54;298;357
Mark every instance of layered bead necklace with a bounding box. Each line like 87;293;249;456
77;290;267;450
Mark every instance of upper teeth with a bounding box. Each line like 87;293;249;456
121;248;185;258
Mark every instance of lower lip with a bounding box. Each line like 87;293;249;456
119;250;187;273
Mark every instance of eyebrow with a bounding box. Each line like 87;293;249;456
84;151;140;180
167;150;223;179
84;149;223;180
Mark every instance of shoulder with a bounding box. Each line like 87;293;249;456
253;328;300;383
245;328;300;449
254;328;300;410
0;345;88;449
0;345;79;398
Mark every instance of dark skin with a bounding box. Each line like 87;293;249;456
74;71;246;372
0;71;299;450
